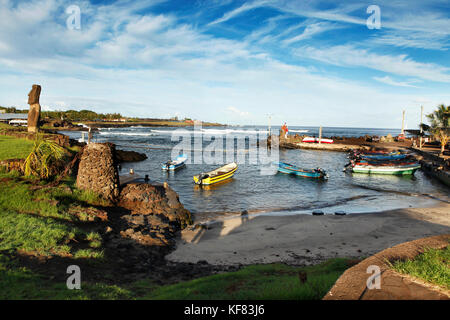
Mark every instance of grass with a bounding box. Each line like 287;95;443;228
0;135;34;160
136;259;351;300
390;245;450;290
0;256;351;300
0;172;106;259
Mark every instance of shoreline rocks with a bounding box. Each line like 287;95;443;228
115;149;148;163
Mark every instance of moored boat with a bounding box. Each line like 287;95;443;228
302;137;334;144
193;162;238;185
275;162;328;179
360;153;408;160
351;163;421;175
161;154;188;171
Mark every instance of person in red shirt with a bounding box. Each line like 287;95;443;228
282;122;288;139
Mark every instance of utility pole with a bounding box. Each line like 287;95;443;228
319;126;322;144
419;106;423;149
401;110;406;135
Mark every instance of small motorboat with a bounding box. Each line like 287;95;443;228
275;162;328;179
351;163;421;175
193;162;238;185
359;153;408;160
302;137;334;144
161;154;188;171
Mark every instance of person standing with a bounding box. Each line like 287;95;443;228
282;122;289;139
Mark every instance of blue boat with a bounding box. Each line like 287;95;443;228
274;162;328;179
161;154;188;171
360;154;408;160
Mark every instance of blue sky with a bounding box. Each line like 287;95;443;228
0;0;449;127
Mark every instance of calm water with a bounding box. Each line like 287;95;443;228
61;126;449;218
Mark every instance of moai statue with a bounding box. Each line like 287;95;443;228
27;84;41;133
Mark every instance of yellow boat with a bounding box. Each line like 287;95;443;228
193;162;238;185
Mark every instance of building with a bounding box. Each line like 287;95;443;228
0;113;28;126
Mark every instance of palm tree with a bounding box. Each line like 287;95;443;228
426;104;449;155
24;135;65;179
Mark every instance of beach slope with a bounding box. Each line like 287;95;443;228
167;205;450;266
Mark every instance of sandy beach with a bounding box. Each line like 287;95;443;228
167;204;450;266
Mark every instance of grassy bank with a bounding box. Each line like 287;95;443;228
0;253;352;300
390;245;450;290
0;135;34;160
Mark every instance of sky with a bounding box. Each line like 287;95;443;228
0;0;449;128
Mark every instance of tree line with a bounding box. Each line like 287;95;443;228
0;106;123;121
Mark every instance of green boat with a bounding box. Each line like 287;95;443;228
352;163;421;175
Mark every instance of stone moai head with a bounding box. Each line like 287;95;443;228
28;84;41;105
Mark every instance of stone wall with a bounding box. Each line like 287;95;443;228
76;143;120;201
323;235;450;300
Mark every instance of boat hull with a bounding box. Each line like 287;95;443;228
276;162;327;179
161;154;188;171
360;154;407;160
352;164;420;175
193;163;238;185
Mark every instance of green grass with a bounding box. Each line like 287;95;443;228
136;259;350;300
390;245;450;290
0;135;34;160
0;256;350;300
0;255;130;300
0;173;105;258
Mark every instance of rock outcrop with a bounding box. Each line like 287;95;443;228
115;149;148;163
117;182;192;246
76;143;120;201
27;84;41;133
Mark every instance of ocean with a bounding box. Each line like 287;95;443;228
61;125;449;219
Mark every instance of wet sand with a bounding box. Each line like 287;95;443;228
167;204;450;266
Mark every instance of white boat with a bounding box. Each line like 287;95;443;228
302;137;334;144
161;154;188;171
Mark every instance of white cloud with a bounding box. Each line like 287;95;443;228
207;0;273;26
226;106;250;117
282;22;337;45
294;45;450;83
373;76;420;88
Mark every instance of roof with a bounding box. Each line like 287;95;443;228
0;113;28;120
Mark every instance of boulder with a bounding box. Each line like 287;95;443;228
118;182;192;229
115;149;148;163
76;143;120;201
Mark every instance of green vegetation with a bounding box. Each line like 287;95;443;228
390;245;450;290
137;259;350;300
0;172;106;259
426;104;449;155
0;106;27;114
24;135;65;179
0;136;34;161
0;255;351;300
